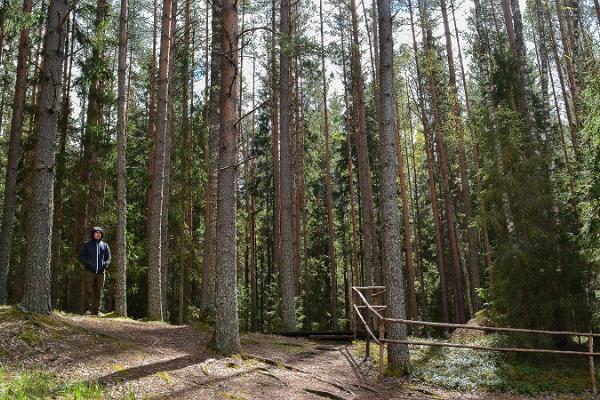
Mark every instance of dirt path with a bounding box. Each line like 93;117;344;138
0;310;593;399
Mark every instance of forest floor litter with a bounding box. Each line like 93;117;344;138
0;306;594;399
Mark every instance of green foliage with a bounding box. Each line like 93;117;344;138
0;368;106;400
475;44;589;332
578;73;600;330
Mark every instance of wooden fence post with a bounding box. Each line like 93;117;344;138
352;289;357;339
589;335;597;395
379;317;385;376
365;307;370;359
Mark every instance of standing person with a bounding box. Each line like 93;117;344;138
79;227;111;315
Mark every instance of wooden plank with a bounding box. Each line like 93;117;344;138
354;304;379;343
384;317;600;338
382;338;600;357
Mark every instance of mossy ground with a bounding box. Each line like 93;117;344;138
354;335;596;395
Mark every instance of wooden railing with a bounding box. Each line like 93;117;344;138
352;286;599;394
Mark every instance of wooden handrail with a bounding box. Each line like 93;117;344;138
384;317;600;338
353;286;386;290
382;338;600;357
353;304;379;344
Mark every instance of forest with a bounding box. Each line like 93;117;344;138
0;0;599;397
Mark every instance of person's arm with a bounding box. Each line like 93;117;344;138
79;243;90;267
104;244;112;267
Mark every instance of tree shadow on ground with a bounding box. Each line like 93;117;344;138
91;353;213;386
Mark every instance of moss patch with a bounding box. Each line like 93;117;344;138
354;335;596;395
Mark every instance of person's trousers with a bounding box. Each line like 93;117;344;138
83;270;105;314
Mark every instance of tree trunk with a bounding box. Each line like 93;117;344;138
214;0;240;354
179;0;193;325
280;0;297;332
419;4;466;323
319;0;338;331
161;0;178;321
147;0;173;321
408;0;449;322
22;0;68;315
377;0;409;371
594;0;600;28
394;101;417;321
405;91;426;312
450;0;493;270
546;4;577;152
270;0;281;284
338;14;361;328
0;0;33;305
350;0;379;290
439;0;481;313
84;0;109;228
115;0;129;317
146;0;159;236
52;11;74;309
250;58;258;331
199;0;221;317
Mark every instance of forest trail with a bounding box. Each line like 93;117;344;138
0;308;592;399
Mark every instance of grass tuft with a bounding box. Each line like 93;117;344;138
0;368;107;400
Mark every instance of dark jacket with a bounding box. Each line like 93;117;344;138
79;227;111;274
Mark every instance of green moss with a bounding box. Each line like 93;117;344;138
227;363;240;369
191;320;213;332
19;326;42;346
154;371;173;384
0;306;25;321
384;365;408;377
354;335;595;395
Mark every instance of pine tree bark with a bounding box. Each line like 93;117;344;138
148;0;173;321
350;0;379;290
280;0;297;332
146;0;158;236
546;5;577;153
84;0;109;228
179;0;193;325
338;13;361;325
0;0;33;304
270;0;281;282
394;103;417;321
420;4;467;323
405;93;426;310
594;0;600;28
199;0;221;317
250;58;258;331
161;0;178;320
319;0;338;331
115;0;129;317
214;0;240;354
22;0;68;315
450;0;492;270
408;0;449;322
377;0;409;371
52;12;74;309
439;0;481;313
